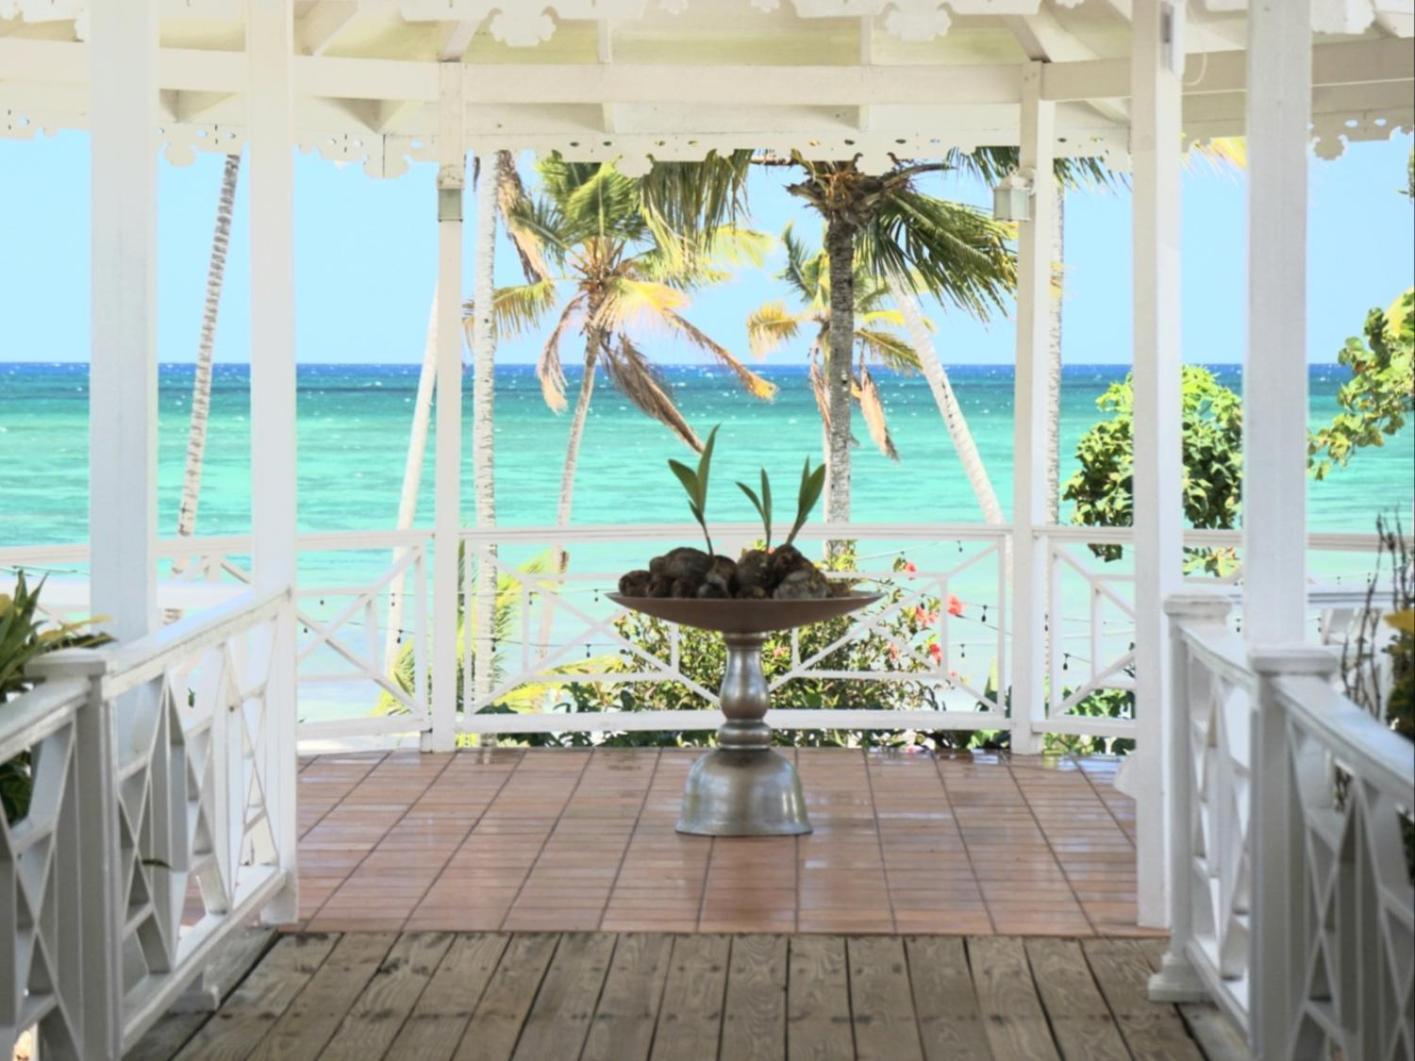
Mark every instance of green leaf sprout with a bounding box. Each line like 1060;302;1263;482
667;424;719;556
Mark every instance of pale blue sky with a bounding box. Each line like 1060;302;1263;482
0;132;1410;366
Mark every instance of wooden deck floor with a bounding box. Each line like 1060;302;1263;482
295;748;1158;936
130;931;1241;1061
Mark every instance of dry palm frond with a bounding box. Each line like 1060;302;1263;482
603;334;703;451
746;302;803;359
536;296;582;412
495;150;551;282
661;310;778;400
809;358;831;432
855;366;899;460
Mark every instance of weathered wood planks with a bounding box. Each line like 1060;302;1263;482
134;931;1226;1060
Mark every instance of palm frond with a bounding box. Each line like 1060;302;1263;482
855;366;899;460
495;150;551;282
562;162;645;244
780;223;821;304
536;296;583;412
861;191;1016;319
660;309;777;400
477;279;560;340
635;150;754;239
594;277;691;332
855;327;921;372
808;358;831;431
746;302;804;359
602;334;703;451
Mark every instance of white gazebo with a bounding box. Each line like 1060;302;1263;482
1;2;1412;1058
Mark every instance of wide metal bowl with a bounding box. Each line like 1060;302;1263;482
607;592;881;635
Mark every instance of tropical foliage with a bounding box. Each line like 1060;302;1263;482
485;156;776;529
1310;289;1415;479
1063;365;1245;574
759;154;1017;521
378;549;608;718
553;555;1001;749
1;573;109;821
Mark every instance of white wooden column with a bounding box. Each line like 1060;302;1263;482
82;7;154;1051
248;0;299;922
1245;2;1313;1055
470;151;499;710
430;63;465;751
1243;0;1311;643
1131;0;1185;929
1009;61;1055;757
89;0;158;642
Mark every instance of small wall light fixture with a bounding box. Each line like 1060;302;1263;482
992;169;1033;222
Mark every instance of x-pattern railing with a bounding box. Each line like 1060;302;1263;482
0;589;296;1058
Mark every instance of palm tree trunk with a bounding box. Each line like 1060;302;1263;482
471;153;500;708
174;152;240;572
383;291;439;667
889;279;1005;526
1044;184;1065;524
555;339;601;533
824;216;856;548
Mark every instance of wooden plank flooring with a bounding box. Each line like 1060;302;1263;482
131;933;1230;1061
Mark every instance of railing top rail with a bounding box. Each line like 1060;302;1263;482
101;586;288;699
25;589;290;701
0;676;89;762
1273;672;1415;799
1177;622;1257;692
1039;524;1383;551
458;520;1013;544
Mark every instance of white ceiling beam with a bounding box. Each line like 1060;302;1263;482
597;19;616;134
0;37;1406;109
1004;10;1129;124
440;20;478;61
294;1;356;57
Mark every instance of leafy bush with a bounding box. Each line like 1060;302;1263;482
1;572;109;821
543;555;1006;749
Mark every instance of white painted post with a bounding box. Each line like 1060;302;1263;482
1244;0;1311;645
430;63;465;752
1248;645;1335;1058
89;0;158;642
1148;594;1230;1003
1245;1;1314;1052
1131;0;1186;929
248;0;299;923
1009;61;1055;757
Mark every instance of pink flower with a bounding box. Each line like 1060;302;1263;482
928;642;943;663
947;594;964;617
904;561;918;575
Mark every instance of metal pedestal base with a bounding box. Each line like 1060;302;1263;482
676;632;812;836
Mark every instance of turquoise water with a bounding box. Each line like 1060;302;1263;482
1;362;1410;550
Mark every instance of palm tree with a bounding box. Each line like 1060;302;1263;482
889;279;1006;525
759;154;1017;524
488;157;776;533
174;152;240;562
747;226;924;462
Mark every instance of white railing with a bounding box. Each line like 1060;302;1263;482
0;588;296;1057
1039;527;1382;745
1156;592;1415;1059
454;521;1010;738
0;524;1385;750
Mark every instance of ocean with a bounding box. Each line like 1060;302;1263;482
2;361;1410;551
